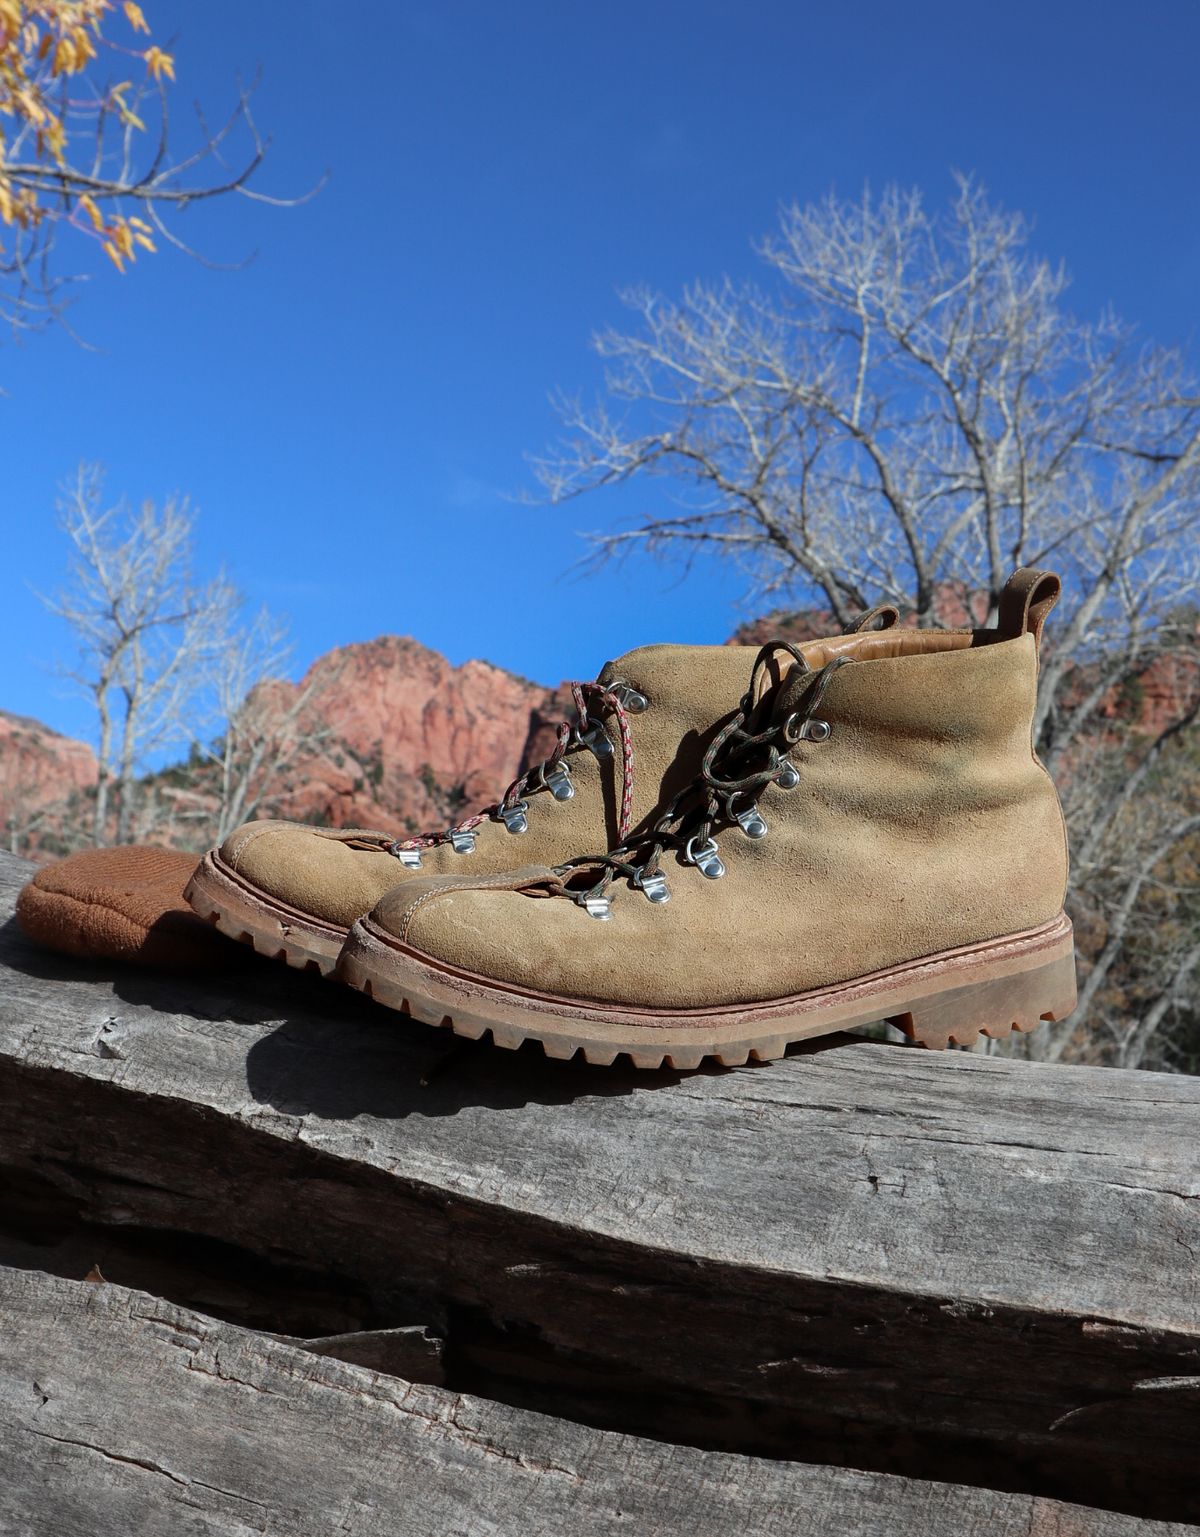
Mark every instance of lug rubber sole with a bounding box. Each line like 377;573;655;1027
184;849;348;977
336;910;1078;1069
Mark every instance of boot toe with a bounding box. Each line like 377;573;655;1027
372;875;652;1003
220;820;404;929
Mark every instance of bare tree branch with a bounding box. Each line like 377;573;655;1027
0;7;319;341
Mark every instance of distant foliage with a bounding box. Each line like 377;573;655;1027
0;3;168;273
0;1;296;337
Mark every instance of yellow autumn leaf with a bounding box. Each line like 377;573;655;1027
123;1;149;33
143;45;174;82
110;83;145;131
133;231;154;251
78;191;103;230
19;89;47;127
103;240;125;271
44;116;65;161
51;36;76;76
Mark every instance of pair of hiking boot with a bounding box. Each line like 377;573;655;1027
184;568;1077;1069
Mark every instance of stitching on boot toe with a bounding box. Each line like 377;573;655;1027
226;823;282;865
398;888;453;946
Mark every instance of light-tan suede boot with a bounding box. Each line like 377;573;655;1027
186;627;895;974
337;570;1077;1068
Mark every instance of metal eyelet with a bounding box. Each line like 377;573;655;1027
389;844;423;869
577;723;614;761
784;714;832;743
633;868;671;903
543;762;576;801
612;682;649;713
449;829;477;854
500;801;529;834
583;894;613;920
774;760;800;789
735;805;769;840
684;836;726;880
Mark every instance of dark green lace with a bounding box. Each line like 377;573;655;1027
554;643;851;913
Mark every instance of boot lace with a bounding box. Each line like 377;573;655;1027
553;644;851;918
389;680;637;860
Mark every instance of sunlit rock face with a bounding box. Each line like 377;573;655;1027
0;710;98;851
259;634;560;835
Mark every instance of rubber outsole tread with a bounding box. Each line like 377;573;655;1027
337;971;848;1071
335;915;1079;1071
184;881;340;979
894;1005;1071;1052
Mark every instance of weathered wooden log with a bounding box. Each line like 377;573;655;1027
1;1266;1192;1537
0;851;1198;1522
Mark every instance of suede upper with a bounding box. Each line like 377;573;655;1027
366;628;1071;1010
219;643;768;929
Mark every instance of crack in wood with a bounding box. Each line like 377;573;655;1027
28;1429;191;1488
1;851;1199;1526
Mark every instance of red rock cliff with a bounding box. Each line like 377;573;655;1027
248;636;561;834
0;710;97;838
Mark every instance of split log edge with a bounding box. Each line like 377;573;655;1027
1;1267;1193;1537
0;851;1197;1524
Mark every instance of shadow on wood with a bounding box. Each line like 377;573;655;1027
2;1268;1192;1537
0;851;1197;1526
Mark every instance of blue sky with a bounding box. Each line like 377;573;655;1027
3;0;1198;742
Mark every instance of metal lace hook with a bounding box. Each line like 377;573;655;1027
684;835;726;879
633;867;671;903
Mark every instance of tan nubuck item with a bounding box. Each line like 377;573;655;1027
187;635;892;974
337;570;1077;1069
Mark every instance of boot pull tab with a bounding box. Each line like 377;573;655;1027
997;568;1061;652
844;603;900;634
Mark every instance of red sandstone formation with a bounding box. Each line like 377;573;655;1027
0;710;97;843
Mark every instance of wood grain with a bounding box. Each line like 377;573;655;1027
1;850;1197;1521
1;1266;1192;1537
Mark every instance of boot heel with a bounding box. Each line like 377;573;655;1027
890;947;1078;1050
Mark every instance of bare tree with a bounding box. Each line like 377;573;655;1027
4;787;46;858
537;177;1200;1067
37;467;335;854
202;607;336;843
41;464;237;845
